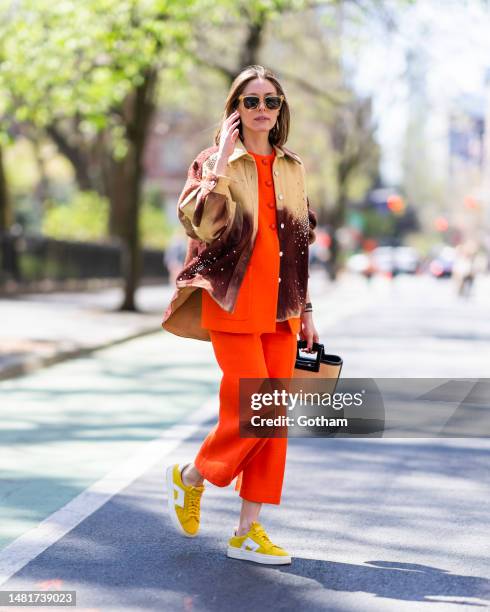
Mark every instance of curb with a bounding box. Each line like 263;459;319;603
0;325;162;382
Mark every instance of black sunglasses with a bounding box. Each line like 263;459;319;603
237;94;285;110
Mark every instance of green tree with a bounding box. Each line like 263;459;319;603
0;0;219;309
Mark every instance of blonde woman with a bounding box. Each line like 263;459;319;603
162;65;318;565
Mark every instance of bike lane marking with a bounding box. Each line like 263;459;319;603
0;331;219;545
0;394;218;586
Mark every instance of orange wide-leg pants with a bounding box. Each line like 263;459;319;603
194;320;297;505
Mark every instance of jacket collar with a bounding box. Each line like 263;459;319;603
227;138;300;164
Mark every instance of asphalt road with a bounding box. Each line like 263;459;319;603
1;273;489;611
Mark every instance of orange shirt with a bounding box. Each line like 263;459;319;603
201;149;301;335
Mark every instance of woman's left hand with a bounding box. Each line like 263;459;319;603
299;311;319;352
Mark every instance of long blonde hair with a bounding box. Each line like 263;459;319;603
214;65;290;148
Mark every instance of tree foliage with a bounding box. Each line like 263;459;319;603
0;0;202;151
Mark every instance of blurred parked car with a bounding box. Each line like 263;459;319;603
428;246;456;278
371;247;395;275
346;253;371;274
347;246;420;277
370;246;420;276
393;246;420;274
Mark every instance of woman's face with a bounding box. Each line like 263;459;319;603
237;78;281;136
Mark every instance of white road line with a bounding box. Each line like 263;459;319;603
0;397;218;587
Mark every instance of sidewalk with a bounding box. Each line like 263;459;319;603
0;284;175;380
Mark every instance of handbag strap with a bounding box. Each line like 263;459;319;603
295;340;324;373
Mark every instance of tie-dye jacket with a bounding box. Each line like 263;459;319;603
161;137;317;341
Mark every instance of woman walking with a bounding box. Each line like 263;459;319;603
162;65;318;565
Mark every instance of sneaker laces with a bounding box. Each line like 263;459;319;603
187;487;202;520
251;523;282;551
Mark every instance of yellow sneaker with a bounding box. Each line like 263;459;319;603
166;464;204;537
227;521;291;565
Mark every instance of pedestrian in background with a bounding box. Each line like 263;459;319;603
163;230;187;285
162;64;318;565
453;240;487;298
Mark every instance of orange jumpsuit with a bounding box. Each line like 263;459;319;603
195;149;300;504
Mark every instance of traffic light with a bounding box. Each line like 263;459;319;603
434;216;449;232
386;194;405;215
464;196;479;210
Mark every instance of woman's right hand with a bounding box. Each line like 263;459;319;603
217;110;241;163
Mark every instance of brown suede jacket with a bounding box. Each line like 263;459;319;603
162;137;317;341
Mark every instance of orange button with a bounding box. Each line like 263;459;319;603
265;180;273;187
261;158;268;165
269;223;276;230
267;202;275;209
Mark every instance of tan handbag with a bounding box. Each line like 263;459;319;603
242;341;344;438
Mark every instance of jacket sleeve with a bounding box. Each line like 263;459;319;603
177;152;237;244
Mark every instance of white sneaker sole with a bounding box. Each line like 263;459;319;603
166;464;198;538
226;546;291;565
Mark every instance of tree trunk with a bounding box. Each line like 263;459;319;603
327;189;349;281
238;20;264;69
46;124;95;192
0;145;10;231
110;151;141;311
107;68;158;311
